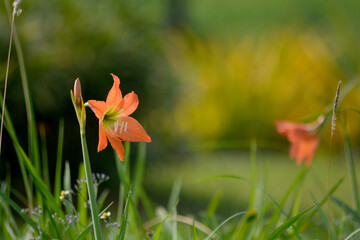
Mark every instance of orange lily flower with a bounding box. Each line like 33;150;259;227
275;116;324;166
87;74;151;161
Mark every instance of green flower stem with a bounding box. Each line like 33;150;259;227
80;133;103;240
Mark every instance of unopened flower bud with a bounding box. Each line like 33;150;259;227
74;78;82;107
71;78;86;134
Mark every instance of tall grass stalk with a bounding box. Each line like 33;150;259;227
0;2;15;156
54;119;65;202
4;0;42;212
327;80;342;240
0;94;33;212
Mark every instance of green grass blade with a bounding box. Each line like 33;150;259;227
139;187;155;219
132;141;147;204
0;191;39;234
76;202;114;240
206;190;222;217
205;211;247;240
97;189;109;211
298;178;343;230
64;161;74;216
280;166;308;206
54;118;64;202
345;228;360;240
192;218;197;240
0;181;20;236
39;123;50;190
310;195;338;240
115;141;130;222
196;174;245;182
10;140;76;239
153;201;179;240
118;189;131;240
4;0;40;166
168;178;181;211
114;151;148;239
266;205;314;240
4;221;17;240
43;200;61;239
200;174;287;217
249;139;257;207
0;94;33;210
77;162;88;228
331;196;360;223
168;179;181;240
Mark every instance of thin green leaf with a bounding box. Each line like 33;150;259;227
118;189;131;240
196;174;245;183
114;151;148;239
192;218;197;240
64;161;74;219
345;227;360;240
206;211;247;240
168;179;181;211
77;163;88;227
116;141;130;223
39;123;50;189
331;196;360;223
168;179;181;240
10;140;76;239
206;191;222;217
310;196;338;240
76;202;114;240
54;118;64;203
249;139;257;207
0;93;33;211
132;141;147;204
139;187;155;219
153;201;179;240
0;191;39;234
298;178;343;230
43;201;61;239
266;205;314;240
97;189;110;211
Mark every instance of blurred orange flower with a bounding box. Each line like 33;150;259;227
87;74;151;161
275;116;324;166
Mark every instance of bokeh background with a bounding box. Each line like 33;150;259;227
1;0;360;216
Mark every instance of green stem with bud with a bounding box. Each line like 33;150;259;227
71;79;102;239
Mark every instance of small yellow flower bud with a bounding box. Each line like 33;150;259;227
100;211;111;220
59;190;70;201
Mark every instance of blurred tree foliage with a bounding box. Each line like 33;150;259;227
164;0;360;151
0;0;179;165
1;0;360;162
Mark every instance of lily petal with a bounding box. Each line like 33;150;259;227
114;116;151;142
122;91;139;116
106;74;123;107
87;100;107;120
98;121;108;152
107;133;125;161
